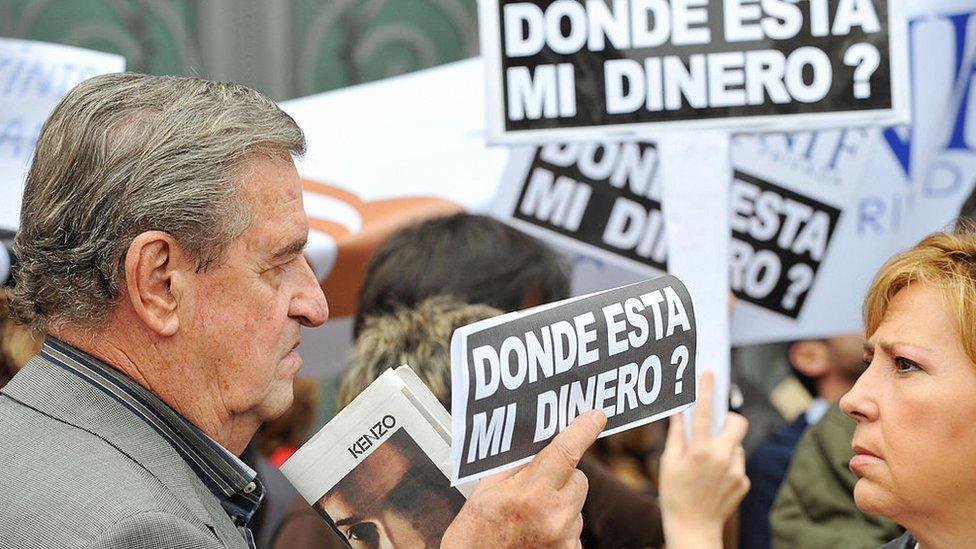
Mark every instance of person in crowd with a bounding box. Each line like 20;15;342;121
739;334;866;548
839;225;976;548
770;204;976;549
279;296;668;549
0;73;606;549
356;213;671;492
770;402;902;549
338;296;498;411
275;296;749;549
353;212;569;336
661;373;752;549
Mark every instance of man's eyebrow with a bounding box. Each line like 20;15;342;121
271;238;307;260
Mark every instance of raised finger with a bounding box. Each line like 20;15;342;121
528;409;606;489
717;412;749;449
728;445;750;500
692;371;715;445
663;412;686;457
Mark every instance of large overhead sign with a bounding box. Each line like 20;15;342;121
479;0;909;142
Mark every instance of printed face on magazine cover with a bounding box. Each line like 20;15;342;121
317;428;465;548
184;156;329;423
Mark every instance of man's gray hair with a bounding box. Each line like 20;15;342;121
10;73;306;332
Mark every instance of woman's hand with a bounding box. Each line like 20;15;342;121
659;372;749;549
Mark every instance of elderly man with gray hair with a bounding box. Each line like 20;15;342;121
0;73;605;549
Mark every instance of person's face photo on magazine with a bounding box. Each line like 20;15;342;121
317;428;465;548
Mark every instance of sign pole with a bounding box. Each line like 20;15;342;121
659;130;732;430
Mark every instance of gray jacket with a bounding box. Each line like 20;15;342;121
0;355;248;549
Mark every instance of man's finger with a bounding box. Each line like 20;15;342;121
478;462;527;489
717;412;749;449
528;409;606;488
692;371;715;445
570;512;584;546
562;469;589;515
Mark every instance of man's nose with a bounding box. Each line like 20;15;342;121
290;254;330;327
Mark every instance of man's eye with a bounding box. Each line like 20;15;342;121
347;522;378;543
894;357;922;374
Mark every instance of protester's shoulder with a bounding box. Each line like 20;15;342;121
0;395;205;546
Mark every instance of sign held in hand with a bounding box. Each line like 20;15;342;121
450;275;696;484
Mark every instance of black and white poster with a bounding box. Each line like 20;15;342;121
479;0;910;142
497;141;668;272
728;169;842;318
494;133;855;338
450;275;696;484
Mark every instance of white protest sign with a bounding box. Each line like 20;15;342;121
0;38;125;230
491;130;876;345
450;275;696;484
491;135;731;427
732;0;976;344
493;1;976;346
480;0;910;143
494;141;666;273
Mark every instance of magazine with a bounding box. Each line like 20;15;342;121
281;366;471;548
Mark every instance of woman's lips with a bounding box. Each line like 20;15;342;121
849;445;883;474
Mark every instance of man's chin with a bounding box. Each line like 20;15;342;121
258;382;298;423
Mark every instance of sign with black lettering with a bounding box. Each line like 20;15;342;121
497;141;667;273
728;170;841;318
479;0;909;142
449;275;696;484
496;137;845;323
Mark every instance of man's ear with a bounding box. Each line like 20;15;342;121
123;231;191;337
789;340;830;379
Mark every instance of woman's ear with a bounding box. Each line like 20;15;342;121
123;231;189;337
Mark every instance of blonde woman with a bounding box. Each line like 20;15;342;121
841;225;976;548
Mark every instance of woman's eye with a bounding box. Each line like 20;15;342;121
894;357;922;373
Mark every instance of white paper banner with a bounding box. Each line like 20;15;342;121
0;38;125;230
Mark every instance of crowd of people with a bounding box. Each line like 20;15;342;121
1;72;975;549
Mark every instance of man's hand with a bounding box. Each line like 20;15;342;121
659;372;749;549
442;409;607;548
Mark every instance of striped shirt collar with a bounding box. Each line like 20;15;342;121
41;337;264;540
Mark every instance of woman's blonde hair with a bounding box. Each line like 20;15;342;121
864;221;976;365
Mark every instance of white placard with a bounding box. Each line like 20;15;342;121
0;38;125;230
480;0;910;143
